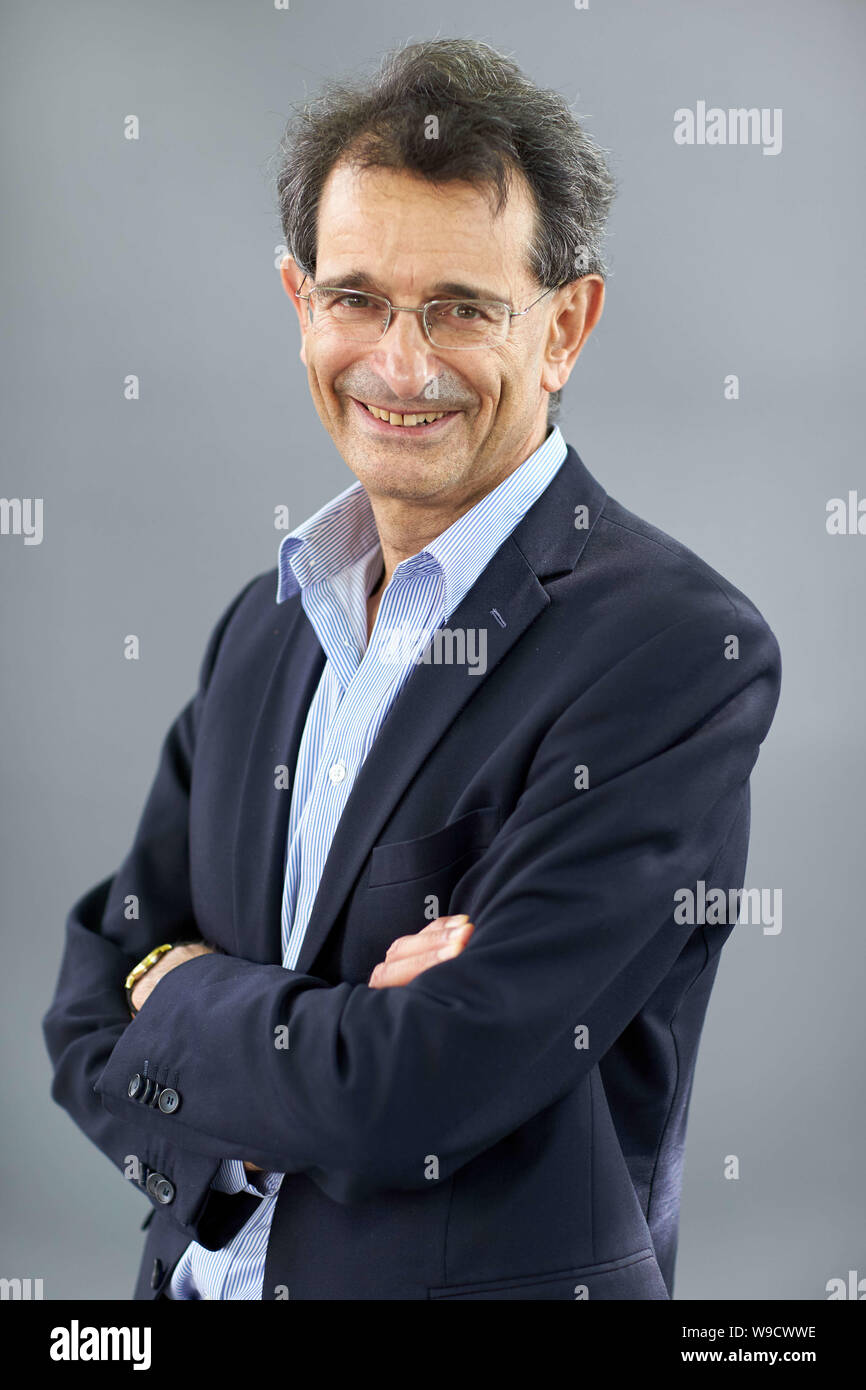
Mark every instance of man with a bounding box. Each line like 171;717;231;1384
43;38;781;1300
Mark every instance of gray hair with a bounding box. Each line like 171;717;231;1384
273;38;617;422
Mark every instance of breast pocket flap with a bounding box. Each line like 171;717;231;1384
368;805;500;887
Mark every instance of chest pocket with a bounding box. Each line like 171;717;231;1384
368;805;501;887
324;805;502;983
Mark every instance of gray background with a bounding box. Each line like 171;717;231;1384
2;0;862;1300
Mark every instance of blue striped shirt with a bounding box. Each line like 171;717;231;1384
167;423;568;1298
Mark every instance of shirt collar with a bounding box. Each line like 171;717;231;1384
277;478;380;603
277;423;568;615
421;423;566;616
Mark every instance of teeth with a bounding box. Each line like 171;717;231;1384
364;403;448;426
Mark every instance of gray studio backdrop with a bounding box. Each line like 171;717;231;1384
2;0;862;1300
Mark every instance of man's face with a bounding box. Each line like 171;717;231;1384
282;161;600;507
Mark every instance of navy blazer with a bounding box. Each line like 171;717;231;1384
43;443;781;1300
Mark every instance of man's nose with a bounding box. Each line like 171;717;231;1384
369;307;441;401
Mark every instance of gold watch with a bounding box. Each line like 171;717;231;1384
125;943;174;1017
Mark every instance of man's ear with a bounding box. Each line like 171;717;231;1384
540;275;605;397
280;254;310;366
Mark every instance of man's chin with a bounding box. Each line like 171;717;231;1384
353;461;463;502
340;443;467;500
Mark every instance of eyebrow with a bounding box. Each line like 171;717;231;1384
317;269;510;303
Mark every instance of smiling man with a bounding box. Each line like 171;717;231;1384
283;160;597;524
43;38;781;1301
279;152;602;650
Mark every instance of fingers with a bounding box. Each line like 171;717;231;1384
369;916;475;988
384;915;471;961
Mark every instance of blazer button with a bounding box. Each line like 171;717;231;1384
151;1259;164;1290
128;1074;142;1099
140;1077;155;1105
153;1177;175;1205
157;1087;180;1114
146;1172;175;1205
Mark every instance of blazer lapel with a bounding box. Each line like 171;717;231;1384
292;533;551;975
231;444;606;976
231;603;325;964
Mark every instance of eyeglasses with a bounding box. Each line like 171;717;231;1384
294;275;565;351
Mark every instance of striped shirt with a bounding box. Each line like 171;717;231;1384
167;423;568;1298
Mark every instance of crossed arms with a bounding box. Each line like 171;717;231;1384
129;918;476;1176
43;585;781;1231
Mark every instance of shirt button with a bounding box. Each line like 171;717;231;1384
328;760;346;784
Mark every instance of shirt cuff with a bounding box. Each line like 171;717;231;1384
211;1158;249;1194
211;1158;284;1198
252;1170;284;1197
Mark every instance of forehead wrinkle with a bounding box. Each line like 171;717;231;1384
315;165;538;310
314;268;511;303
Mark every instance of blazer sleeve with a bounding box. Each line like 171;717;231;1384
42;574;262;1242
91;596;782;1204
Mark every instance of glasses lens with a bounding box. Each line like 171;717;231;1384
426;300;510;349
308;288;389;340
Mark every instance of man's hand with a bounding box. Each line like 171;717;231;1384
368;914;475;989
242;916;475;1175
130;941;215;1014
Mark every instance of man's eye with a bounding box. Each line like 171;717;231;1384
336;294;371;309
450;302;483;320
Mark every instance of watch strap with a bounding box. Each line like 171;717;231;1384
125;939;215;1017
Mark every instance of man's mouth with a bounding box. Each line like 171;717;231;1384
349;396;460;434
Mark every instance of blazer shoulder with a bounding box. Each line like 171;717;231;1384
591;493;778;643
231;565;280;610
196;565;286;687
216;564;291;630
